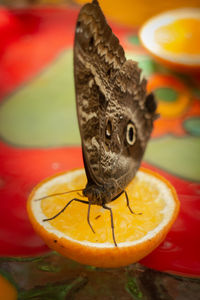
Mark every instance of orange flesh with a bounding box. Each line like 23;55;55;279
41;172;166;244
155;18;200;55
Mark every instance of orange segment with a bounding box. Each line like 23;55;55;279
27;168;180;268
139;8;200;71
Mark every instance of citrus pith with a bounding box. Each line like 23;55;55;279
139;8;200;72
27;168;179;268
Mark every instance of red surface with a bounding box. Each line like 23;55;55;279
0;7;78;101
0;6;137;102
0;7;200;277
141;162;200;277
0;141;83;256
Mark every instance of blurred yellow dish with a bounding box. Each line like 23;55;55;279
139;8;200;72
75;0;200;26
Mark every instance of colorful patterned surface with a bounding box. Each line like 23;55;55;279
0;6;200;278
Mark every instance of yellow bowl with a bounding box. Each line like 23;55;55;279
139;8;200;72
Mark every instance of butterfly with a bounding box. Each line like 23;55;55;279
42;0;158;247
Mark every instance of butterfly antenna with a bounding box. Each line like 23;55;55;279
77;192;84;197
34;189;84;201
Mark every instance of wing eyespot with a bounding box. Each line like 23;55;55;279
126;122;136;146
88;36;94;51
76;21;82;33
105;120;112;139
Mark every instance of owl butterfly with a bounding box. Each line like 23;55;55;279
42;0;157;246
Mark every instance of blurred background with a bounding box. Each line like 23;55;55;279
1;0;200;26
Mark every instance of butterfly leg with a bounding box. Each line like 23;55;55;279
87;202;95;234
43;198;89;222
124;190;142;215
102;204;117;247
123;190;134;214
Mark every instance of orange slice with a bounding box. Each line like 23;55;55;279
27;168;179;268
139;8;200;72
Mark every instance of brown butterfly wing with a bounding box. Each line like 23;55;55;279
101;61;157;192
74;0;126;186
74;0;157;195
